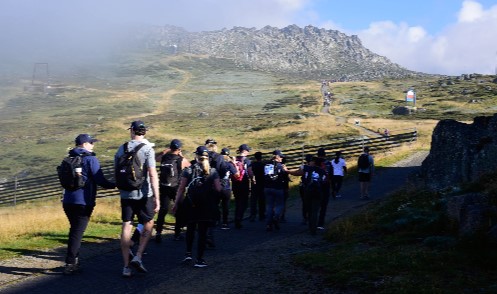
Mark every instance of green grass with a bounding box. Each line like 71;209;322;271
294;184;497;293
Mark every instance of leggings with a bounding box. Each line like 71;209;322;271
186;221;210;260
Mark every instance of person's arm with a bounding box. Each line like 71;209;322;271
172;177;188;213
88;157;115;189
286;165;304;176
148;165;160;212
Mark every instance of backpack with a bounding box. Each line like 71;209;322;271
186;165;215;207
264;162;280;182
57;154;87;191
304;166;326;192
231;157;246;182
115;143;146;191
159;153;182;187
357;154;370;169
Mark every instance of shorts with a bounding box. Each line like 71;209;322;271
121;196;156;223
358;172;371;182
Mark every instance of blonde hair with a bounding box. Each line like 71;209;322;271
206;143;218;153
198;155;211;175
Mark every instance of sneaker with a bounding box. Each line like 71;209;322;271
122;266;132;277
128;248;135;261
130;256;148;273
182;252;193;262
317;226;325;230
63;263;80;275
194;259;208;268
221;223;230;230
336;194;342;198
155;234;162;243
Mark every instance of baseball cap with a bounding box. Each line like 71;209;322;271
170;139;182;150
221;148;230;155
194;146;209;157
205;138;217;145
237;144;251;152
272;150;285;158
75;134;99;145
128;120;147;130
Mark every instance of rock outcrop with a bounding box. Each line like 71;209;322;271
421;114;497;190
134;24;426;81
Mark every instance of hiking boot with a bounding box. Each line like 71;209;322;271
122;266;132;277
155;234;162;243
130;256;148;273
63;263;80;275
194;259;208;268
221;223;230;230
182;252;193;262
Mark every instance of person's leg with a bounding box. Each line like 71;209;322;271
317;185;330;227
185;222;196;254
308;193;320;235
121;221;133;267
232;185;242;227
335;176;343;196
249;184;258;221
265;188;275;229
155;187;169;241
220;189;231;225
136;197;156;259
273;189;285;229
63;204;93;265
257;186;266;220
196;221;209;260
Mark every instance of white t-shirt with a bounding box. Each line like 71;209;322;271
331;158;346;176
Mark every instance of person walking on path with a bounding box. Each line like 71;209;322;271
331;151;347;198
287;156;327;235
263;150;288;232
357;146;375;200
231;144;252;229
248;151;266;222
114;120;160;277
298;154;313;225
61;134;115;275
219;148;239;229
172;146;222;268
316;148;332;230
155;139;190;243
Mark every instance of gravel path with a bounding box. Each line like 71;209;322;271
0;151;427;294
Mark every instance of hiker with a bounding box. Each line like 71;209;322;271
248;151;266;222
231;144;252;229
287;156;327;235
219;148;239;229
114;120;160;277
316;148;332;230
155;139;190;243
263;150;288;231
172;146;222;268
61;134;115;275
279;156;291;223
204;139;227;246
298;154;313;225
358;146;374;200
330;151;347;198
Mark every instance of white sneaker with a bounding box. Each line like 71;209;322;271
130;256;148;273
317;226;325;230
122;266;132;277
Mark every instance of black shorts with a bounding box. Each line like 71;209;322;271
358;172;371;182
121;196;156;223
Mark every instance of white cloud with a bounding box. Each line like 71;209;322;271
358;1;497;75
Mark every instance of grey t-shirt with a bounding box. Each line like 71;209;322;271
115;139;156;200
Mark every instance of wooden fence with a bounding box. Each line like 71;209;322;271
0;130;416;206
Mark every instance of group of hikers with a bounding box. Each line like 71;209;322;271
59;120;375;277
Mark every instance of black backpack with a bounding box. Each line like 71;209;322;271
115;143;146;191
357;154;370;169
304;166;326;192
159;153;183;187
57;154;87;191
186;165;215;207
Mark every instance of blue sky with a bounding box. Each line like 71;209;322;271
1;0;496;75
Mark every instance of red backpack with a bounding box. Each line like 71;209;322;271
231;157;246;182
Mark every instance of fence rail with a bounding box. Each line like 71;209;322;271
0;130;416;206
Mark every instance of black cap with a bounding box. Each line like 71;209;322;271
272;150;285;158
194;146;209;157
128;120;147;130
205;138;217;145
221;148;230;155
170;139;182;150
237;144;251;153
75;134;99;145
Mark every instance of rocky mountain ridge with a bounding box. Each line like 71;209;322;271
133;24;426;81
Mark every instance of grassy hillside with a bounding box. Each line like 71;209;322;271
0;50;495;180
